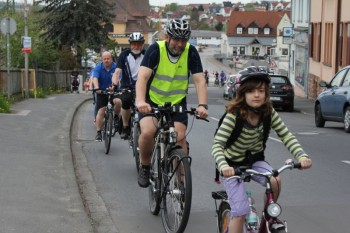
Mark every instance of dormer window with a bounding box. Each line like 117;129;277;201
237;27;242;34
264;28;270;35
248;27;258;34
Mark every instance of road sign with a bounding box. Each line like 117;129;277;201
21;36;32;53
0;17;17;35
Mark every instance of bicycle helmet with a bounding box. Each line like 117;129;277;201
238;72;270;85
166;19;191;40
128;32;145;43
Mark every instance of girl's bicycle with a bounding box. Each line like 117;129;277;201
212;160;302;233
147;102;208;233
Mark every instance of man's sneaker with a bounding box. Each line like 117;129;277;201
114;115;119;129
95;131;102;142
138;166;150;188
121;126;131;140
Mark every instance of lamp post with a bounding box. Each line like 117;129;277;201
24;0;29;98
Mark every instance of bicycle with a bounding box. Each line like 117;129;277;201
126;89;141;173
212;160;302;233
94;89;117;154
147;102;208;233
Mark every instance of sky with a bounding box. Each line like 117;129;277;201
149;0;262;6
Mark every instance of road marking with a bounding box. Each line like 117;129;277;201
342;161;350;165
0;110;31;116
210;117;219;122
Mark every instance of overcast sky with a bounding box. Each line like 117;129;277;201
149;0;262;6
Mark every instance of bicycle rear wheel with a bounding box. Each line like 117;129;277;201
161;148;192;233
217;201;230;233
104;111;113;154
132;122;141;173
149;146;161;215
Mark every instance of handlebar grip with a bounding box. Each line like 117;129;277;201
293;163;302;169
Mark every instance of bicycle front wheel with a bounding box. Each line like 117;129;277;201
161;148;192;233
104;111;113;154
149;146;161;215
132;122;141;173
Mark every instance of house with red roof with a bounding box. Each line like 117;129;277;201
221;10;291;74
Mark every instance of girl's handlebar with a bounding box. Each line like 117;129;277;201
224;161;302;181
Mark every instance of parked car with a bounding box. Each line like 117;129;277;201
314;65;350;133
81;60;96;69
269;75;295;112
223;75;236;99
229;70;251;99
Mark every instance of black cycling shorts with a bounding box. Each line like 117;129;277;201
95;94;112;111
115;91;133;109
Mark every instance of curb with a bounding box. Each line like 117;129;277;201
70;98;119;233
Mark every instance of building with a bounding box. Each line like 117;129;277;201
222;11;291;74
308;0;350;99
290;0;310;97
189;30;222;46
107;0;153;51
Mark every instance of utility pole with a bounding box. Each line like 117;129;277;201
24;0;29;98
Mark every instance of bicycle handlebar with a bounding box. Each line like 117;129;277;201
150;105;209;122
224;161;302;181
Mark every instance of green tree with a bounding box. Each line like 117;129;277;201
215;22;224;31
35;0;115;64
164;3;178;12
0;6;59;70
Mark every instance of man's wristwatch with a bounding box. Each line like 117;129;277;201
198;104;208;110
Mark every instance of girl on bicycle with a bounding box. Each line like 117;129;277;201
212;72;312;233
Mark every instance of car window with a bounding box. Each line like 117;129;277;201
331;69;347;87
271;77;287;84
342;69;350;87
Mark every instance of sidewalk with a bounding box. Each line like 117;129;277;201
294;96;315;115
0;94;93;233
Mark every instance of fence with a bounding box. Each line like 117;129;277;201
0;69;83;97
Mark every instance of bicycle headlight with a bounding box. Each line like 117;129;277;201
267;203;281;217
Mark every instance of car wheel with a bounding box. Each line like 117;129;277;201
315;104;325;127
284;104;294;112
344;107;350;133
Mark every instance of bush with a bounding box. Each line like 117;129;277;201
0;95;11;113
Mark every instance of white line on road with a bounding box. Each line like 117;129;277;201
0;110;31;116
341;160;350;165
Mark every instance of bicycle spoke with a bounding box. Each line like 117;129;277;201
161;149;191;233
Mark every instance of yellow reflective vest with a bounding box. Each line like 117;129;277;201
149;41;189;106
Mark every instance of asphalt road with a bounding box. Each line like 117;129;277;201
73;84;350;233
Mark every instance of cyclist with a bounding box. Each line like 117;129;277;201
111;32;146;140
92;51;117;141
220;70;226;87
212;72;312;233
136;19;208;188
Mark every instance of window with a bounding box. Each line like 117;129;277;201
342;69;350;87
340;23;350;66
237;27;242;34
310;22;322;62
323;23;333;66
264;28;270;35
282;48;289;56
248;28;258;34
331;68;347;87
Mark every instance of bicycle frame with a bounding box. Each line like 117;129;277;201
212;162;302;233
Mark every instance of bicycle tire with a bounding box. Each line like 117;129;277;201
217;201;230;233
270;228;287;233
149;146;161;215
161;148;192;233
104;111;113;154
132;122;141;173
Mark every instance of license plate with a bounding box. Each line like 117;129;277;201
270;97;281;101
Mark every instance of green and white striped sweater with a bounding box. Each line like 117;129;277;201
212;108;308;172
